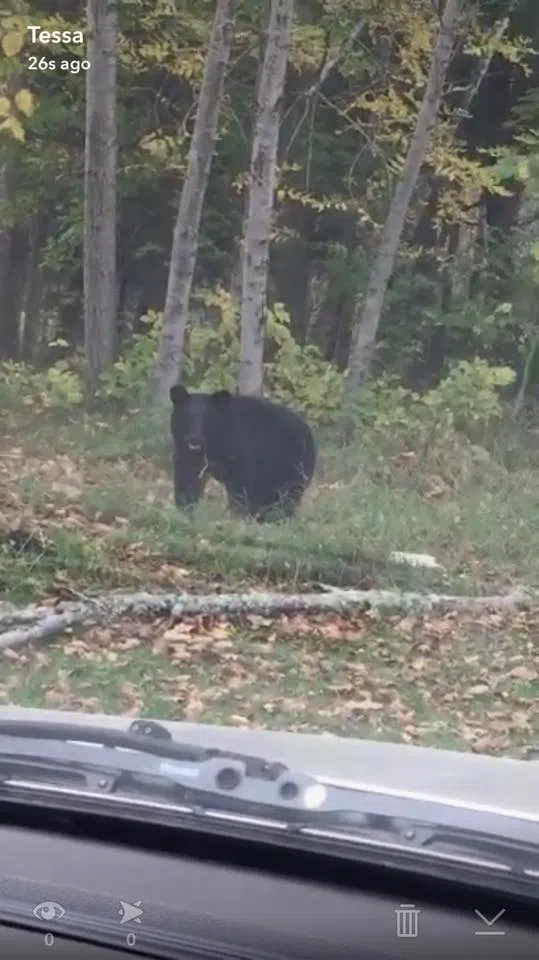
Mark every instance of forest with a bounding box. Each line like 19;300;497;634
0;0;538;754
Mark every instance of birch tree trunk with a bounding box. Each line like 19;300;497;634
239;0;293;396
154;0;237;402
345;0;463;396
21;214;45;360
84;0;118;398
513;329;539;417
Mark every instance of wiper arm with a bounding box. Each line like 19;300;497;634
0;718;537;896
0;717;326;812
0;717;289;775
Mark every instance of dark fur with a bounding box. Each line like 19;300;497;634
170;386;316;521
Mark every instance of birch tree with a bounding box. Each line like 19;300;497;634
155;0;237;402
345;0;464;396
239;0;294;396
0;34;35;359
84;0;118;398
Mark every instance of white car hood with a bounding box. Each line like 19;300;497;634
0;705;536;820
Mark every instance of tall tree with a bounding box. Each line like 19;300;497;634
345;0;464;396
239;0;294;396
84;0;118;398
0;29;33;360
155;0;237;402
0;157;18;360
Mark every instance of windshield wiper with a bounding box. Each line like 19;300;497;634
0;718;537;898
0;716;321;810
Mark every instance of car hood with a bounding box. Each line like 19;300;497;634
0;705;536;820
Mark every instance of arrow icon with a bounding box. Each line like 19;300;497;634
119;901;143;924
474;908;505;935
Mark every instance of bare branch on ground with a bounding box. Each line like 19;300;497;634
0;586;536;651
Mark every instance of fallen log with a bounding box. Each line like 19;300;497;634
0;585;536;651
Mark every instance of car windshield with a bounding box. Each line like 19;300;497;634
0;0;538;820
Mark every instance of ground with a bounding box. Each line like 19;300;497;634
0;403;538;756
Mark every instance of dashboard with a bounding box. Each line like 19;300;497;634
0;818;537;959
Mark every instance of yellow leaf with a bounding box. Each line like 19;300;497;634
468;683;490;695
0;95;10;118
14;88;34;116
517;158;529;180
0;115;25;141
1;29;24;57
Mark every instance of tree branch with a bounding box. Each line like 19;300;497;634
0;586;535;651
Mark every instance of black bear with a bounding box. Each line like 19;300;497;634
170;385;316;521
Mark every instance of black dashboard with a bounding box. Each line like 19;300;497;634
0;817;537;960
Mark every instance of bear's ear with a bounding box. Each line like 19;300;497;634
170;384;188;404
211;389;232;405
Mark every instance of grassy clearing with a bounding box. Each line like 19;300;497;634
1;402;538;754
1;608;537;755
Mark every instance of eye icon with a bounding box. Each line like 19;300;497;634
33;901;65;922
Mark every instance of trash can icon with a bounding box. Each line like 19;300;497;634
395;904;420;938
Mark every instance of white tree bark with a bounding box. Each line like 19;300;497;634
84;0;118;397
0;586;534;650
155;0;237;401
239;0;294;396
0;160;13;348
345;0;464;396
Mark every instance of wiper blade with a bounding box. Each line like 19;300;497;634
0;718;537;893
0;718;326;812
0;717;289;775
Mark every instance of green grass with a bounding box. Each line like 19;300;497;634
1;401;539;755
1;609;537;755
